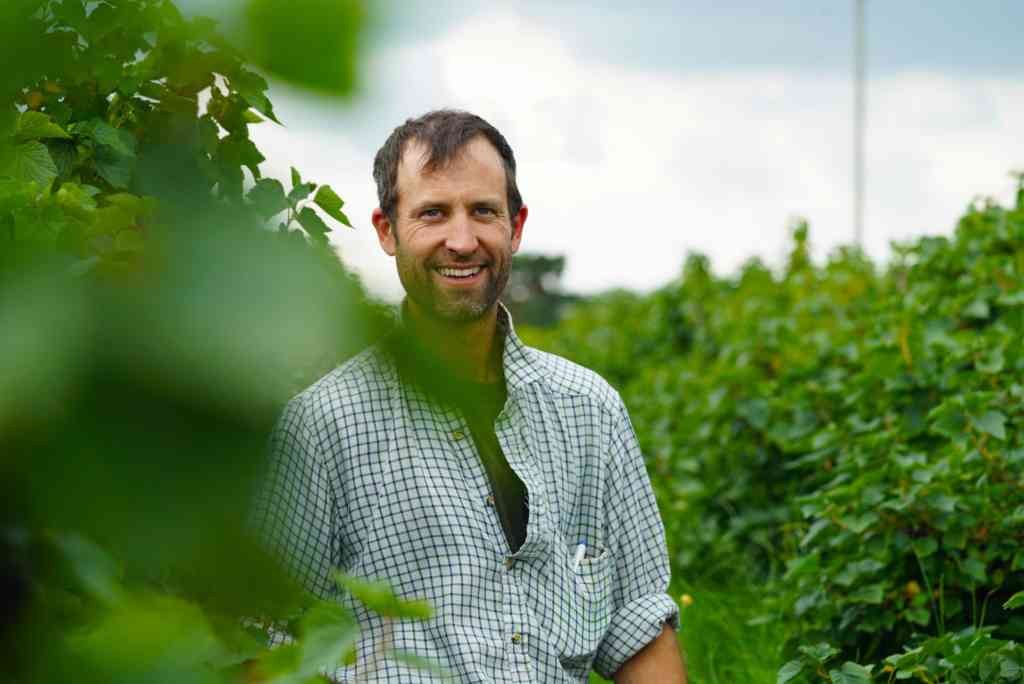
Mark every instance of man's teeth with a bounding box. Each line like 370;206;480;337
438;266;482;278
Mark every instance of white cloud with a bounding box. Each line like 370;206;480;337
251;9;1024;301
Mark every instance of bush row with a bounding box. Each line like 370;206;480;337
525;186;1024;681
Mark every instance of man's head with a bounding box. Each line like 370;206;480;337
371;110;527;324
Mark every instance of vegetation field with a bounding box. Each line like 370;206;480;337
527;192;1024;682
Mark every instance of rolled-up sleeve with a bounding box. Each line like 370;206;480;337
593;399;679;679
250;396;339;602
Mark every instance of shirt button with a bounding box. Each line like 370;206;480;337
451;430;466;441
504;556;515;570
511;633;523;644
485;495;495;507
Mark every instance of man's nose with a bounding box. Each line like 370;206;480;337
444;211;479;255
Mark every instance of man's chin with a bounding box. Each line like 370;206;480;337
423;295;494;324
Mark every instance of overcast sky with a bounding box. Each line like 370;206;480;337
236;1;1024;300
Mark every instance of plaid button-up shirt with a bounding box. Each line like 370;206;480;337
252;307;678;682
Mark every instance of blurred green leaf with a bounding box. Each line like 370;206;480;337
51;531;124;605
828;662;873;684
1006;592;1024;610
334;572;433;620
248;178;289;219
68;592;225;684
240;0;364;95
973;410;1007;440
16;111;71;141
777;659;804;684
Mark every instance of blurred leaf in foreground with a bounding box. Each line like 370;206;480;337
239;0;365;95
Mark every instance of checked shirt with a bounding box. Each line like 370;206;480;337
251;307;679;682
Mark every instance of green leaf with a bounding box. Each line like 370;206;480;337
834;559;885;587
115;229;144;253
247;178;289;219
3;141;58;186
47;139;78;178
390;650;453;679
290;166;301;188
288;181;316;204
50;531;123;604
217;135;265;180
848;583;885;604
314;184;352;227
72;119;137;157
69;593;226;674
241;0;363;94
95;145;136;189
293;601;359;676
913;537;938;558
799;642;839;664
828;662;873;684
777;659;804;684
16;111;71;141
963;298;990;320
297;206;330;243
973;410;1007;440
800;518;830;548
55;181;98;219
976;347;1005;374
963;557;987;584
906;607;931;626
198;115;220;156
1005;591;1024;610
231;68;281;124
334;572;433;620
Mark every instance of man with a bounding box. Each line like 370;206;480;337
253;110;686;682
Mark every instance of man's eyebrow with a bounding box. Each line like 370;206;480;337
408;200;451;214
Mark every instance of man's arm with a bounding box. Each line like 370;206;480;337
612;625;687;683
591;395;682;679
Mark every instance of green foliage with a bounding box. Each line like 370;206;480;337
0;0;355;276
0;1;406;682
525;181;1024;682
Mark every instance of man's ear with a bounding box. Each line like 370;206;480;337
372;208;397;256
510;204;528;255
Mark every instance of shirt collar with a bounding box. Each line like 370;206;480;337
395;300;543;393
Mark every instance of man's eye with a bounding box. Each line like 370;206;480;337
420;208;442;219
474;207;497;216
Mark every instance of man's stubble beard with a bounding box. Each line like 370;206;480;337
397;250;511;324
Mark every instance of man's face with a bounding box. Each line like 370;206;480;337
373;136;527;324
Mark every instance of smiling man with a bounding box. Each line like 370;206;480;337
254;110;686;682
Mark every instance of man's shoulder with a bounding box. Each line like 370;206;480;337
289;344;395;418
523;345;623;414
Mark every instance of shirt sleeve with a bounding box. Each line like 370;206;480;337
592;398;680;679
250;396;339;602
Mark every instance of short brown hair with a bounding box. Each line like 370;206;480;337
372;109;523;224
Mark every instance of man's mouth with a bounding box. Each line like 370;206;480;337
435;266;484;279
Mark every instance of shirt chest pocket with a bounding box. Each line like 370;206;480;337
546;540;614;667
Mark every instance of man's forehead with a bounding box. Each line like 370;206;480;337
398;135;501;177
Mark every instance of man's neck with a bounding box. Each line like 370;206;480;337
403;300;504;384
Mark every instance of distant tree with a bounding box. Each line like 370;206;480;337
505;252;581;327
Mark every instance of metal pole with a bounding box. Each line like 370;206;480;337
854;0;866;247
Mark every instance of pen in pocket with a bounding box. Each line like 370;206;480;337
571;539;586;572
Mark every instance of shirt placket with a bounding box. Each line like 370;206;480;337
445;396;536;677
494;394;543;676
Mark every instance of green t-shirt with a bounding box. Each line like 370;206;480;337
453;377;529;553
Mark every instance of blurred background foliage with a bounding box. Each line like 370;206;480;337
0;0;432;681
528;183;1024;682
